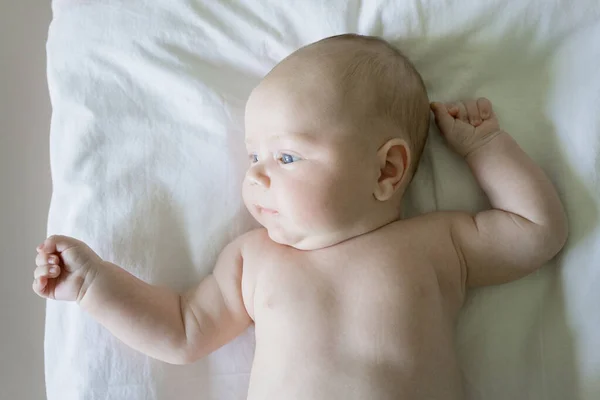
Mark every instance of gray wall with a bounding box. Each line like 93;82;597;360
0;2;52;399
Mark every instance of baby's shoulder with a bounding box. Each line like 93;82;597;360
392;211;467;291
237;227;269;247
235;228;276;260
385;211;464;263
390;211;456;236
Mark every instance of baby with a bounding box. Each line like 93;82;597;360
33;34;568;399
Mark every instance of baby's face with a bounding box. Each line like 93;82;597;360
242;73;381;250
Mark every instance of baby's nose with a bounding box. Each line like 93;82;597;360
247;165;270;188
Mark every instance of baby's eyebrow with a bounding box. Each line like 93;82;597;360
245;132;316;145
274;132;315;143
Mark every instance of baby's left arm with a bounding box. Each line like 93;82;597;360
431;98;568;287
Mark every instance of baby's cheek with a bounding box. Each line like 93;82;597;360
241;183;253;211
291;186;341;230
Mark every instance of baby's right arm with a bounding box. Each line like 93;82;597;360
33;235;252;364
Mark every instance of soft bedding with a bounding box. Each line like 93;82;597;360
45;0;600;399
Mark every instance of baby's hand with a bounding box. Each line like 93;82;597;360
32;235;102;302
430;98;502;158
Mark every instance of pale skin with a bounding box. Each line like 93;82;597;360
33;43;568;399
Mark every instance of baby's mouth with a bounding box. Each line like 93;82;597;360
256;205;279;215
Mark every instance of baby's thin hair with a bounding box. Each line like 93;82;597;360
311;34;430;180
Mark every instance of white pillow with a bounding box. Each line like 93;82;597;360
45;1;600;399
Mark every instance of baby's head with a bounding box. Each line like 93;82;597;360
243;34;430;250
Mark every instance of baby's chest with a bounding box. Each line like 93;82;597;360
252;254;442;326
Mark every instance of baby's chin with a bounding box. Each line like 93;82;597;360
248;208;359;250
264;224;355;251
264;225;306;249
247;211;308;249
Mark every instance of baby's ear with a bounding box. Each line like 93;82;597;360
373;138;411;201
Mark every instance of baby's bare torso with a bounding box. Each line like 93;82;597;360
241;214;467;400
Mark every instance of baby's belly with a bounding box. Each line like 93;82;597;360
247;330;463;400
247;301;464;400
248;350;462;400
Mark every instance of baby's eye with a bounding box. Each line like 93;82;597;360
277;153;301;165
249;153;259;164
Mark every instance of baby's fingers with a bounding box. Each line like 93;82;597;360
32;264;61;298
32;275;49;297
465;101;481;126
430;102;455;135
40;235;85;254
448;102;468;123
35;252;61;268
34;264;61;280
476;97;494;120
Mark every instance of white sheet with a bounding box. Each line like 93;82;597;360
45;0;600;399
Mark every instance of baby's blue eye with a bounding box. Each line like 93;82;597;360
279;153;300;164
249;154;258;163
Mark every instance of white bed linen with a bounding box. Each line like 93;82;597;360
45;0;600;399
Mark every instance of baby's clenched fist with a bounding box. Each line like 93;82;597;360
430;97;503;158
33;235;102;302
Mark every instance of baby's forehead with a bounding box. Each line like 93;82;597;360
244;88;348;141
248;49;385;117
245;36;421;143
244;81;365;146
245;71;346;130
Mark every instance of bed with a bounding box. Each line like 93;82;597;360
44;0;600;399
